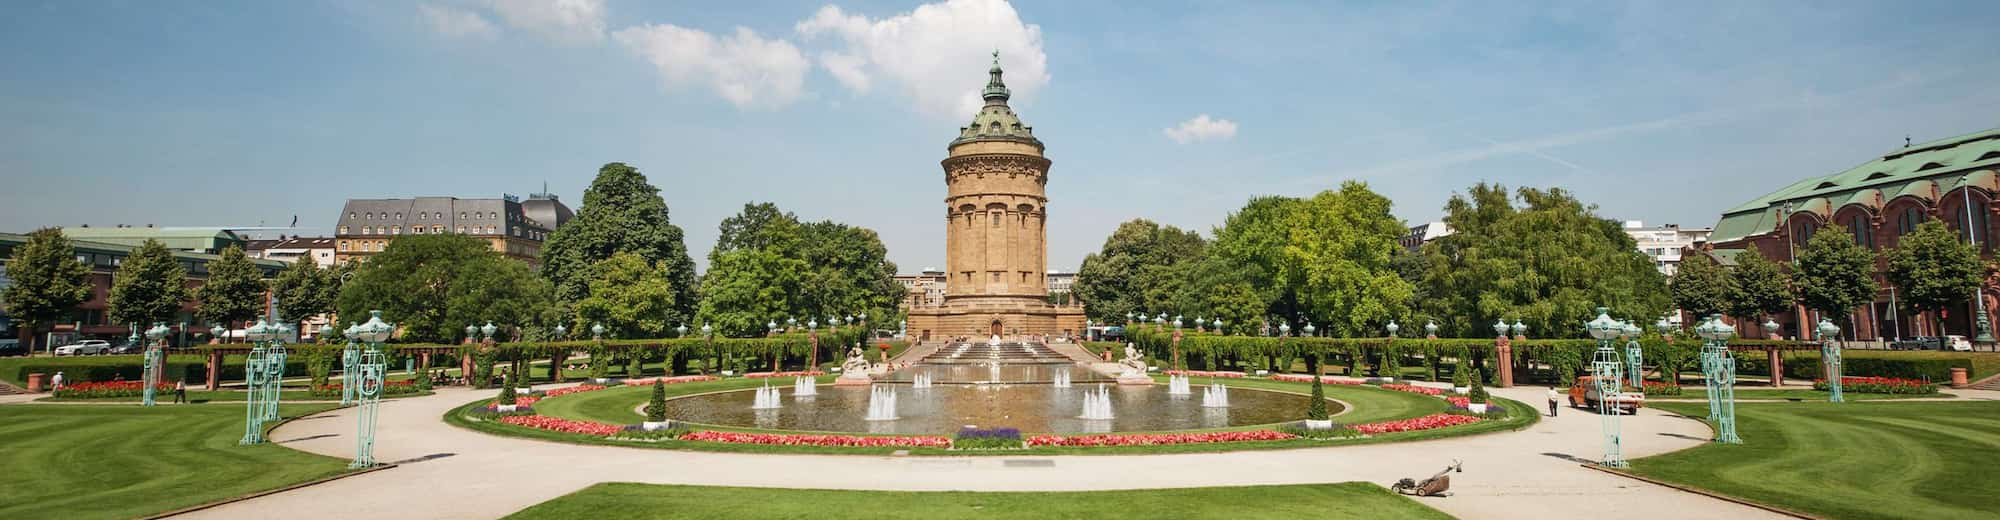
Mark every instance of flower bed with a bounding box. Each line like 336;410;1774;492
1445;396;1470;408
542;384;608;397
1351;413;1482;434
52;381;173;399
308;380;422;398
1815;376;1938;394
623;376;721;386
1163;370;1247;378
680;431;950;448
1269;374;1363;385
1025;430;1296;447
1380;383;1443;396
498;415;622;436
954;427;1023;450
1642;381;1683;396
743;371;823;379
493;395;541;408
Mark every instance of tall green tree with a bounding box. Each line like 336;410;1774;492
539;162;698;322
712;202;802;258
1202;282;1264;336
339;234;552;342
1415;183;1670;338
697;248;806;337
1286;182;1414;337
273;255;334;332
1727;247;1793;337
1670;252;1733;320
1073;220;1207;323
1201;196;1306;322
107;239;190;329
573;252;678;339
194;245;266;332
1795;224;1878;333
795;220;903;325
3;228;91;351
1885;220;1984;334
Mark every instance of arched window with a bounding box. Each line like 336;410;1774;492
1897;206;1925;236
1849;214;1873;249
1958;197;1990;246
1792;220;1817;248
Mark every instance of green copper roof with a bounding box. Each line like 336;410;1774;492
952;51;1040;148
1710;127;2000;243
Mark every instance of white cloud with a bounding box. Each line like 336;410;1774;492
418;4;499;40
1164;114;1239;144
484;0;606;44
613;24;811;109
795;0;1049;118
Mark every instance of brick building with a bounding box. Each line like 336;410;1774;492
333;191;571;266
1708;127;2000;341
0;232;286;344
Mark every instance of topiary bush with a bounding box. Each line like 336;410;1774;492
1468;369;1489;404
1308;374;1329;420
644;381;668;422
1452;357;1471;388
498;374;517;406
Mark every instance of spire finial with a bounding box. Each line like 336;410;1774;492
982;49;1010;104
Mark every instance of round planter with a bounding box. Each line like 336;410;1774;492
642;420;672;431
1467;403;1488;414
516;387;533;395
1303;419;1336;430
1454;386;1470;394
496;404;517;412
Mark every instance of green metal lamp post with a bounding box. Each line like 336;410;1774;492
1817;318;1844;403
350;310;392;468
142;323;167;406
342;322;361;406
1696;315;1742;443
1623;321;1645;390
1586;307;1628;467
1959;174;1996;344
239;318;273;445
261;316;291;422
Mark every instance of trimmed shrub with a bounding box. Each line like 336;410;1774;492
498;374;517;405
1468;369;1489;404
644;382;668;422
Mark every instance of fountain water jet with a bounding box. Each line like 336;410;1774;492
751;383;784;409
1201;383;1230;408
1167;374;1192;395
1052;368;1072;388
1079;384;1115;420
793;375;817;396
864;385;899;421
912;373;933;389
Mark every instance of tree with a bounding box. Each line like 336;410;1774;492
1286;182;1414;337
645;381;668;423
794;220;902;324
1795;225;1878;332
1203;283;1264;336
713;202;802;258
195;245;265;333
698;248;806;337
3;228;91;351
539;162;699;322
338;234;552;343
106;239;190;331
1414;183;1669;338
1885;220;1984;335
1073;220;1207;323
1670;252;1733;320
1201;196;1306;322
1727;248;1793;337
273;255;334;332
573;252;678;339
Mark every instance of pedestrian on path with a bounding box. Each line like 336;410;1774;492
173;380;188;404
51;371;65;391
1546;386;1562;417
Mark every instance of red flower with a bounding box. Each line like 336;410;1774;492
542;384;608;397
1381;384;1444;396
1269;374;1363;385
498;415;622;436
1025;430;1296;447
625;376;722;385
742;372;822;379
680;431;950;448
1163;370;1247;378
1351;413;1481;434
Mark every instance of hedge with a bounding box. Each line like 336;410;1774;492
1736;354;1970;382
2;354;310;386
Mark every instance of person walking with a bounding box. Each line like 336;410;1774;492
173;380;187;404
51;371;66;391
1546;386;1562;417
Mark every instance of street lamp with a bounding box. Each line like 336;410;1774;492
1817;318;1844;403
210;323;226;344
141;322;166;407
1424;320;1438;338
1695;315;1742;443
1493;319;1509;337
341;322;361;406
1303;321;1316;337
1962;174;1995;344
1622;321;1644;390
1172;316;1182;329
1585;307;1628;467
350;310;392;468
1511;320;1527;339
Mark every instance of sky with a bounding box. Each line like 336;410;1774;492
4;0;1999;273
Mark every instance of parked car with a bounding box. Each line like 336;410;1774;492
1890;336;1942;351
1944;335;1973;352
108;341;145;355
54;340;112;356
0;339;23;356
1569;376;1645;414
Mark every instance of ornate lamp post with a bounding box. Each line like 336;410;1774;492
1511;320;1527;340
1961;174;1996;344
265;317;292;421
1762;317;1781;340
342;322;362;406
1818;318;1844;403
1586;307;1628;467
142;323;167;406
1424;320;1438;339
1656;317;1674;340
1624;321;1645;390
1214;318;1226;336
350;310;392;468
1696;315;1742;443
238;317;274;445
1279;322;1291;337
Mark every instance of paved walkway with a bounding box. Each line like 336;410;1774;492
180;384;1786;520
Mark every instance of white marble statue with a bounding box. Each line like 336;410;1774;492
841;345;871;374
1119;342;1148;376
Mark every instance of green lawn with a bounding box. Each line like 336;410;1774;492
0;404;351;520
1655;388;1949;402
506;482;1451;520
1632;401;2000;519
38;389;435;403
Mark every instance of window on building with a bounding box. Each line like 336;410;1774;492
1850;214;1873;249
395;212;402;219
338;226;349;234
391;226;400;235
360;226;371;235
1792;221;1816;248
460;212;467;219
339;241;349;252
456;226;466;233
1959;199;1990;246
364;213;371;220
349;212;357;219
991;272;1001;282
432;225;444;233
1898;206;1925;236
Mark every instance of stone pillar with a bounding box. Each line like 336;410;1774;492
205;350;223;391
1171;328;1183;371
461;353;474;385
1767;348;1784;388
419;351;431;371
1951;367;1969;388
1495;335;1514;388
809;332;820;372
27;373;45;393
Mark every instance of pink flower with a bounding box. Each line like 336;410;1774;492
624;376;721;386
680;431;949;448
1269;374;1363;385
1381;383;1444;396
743;371;824;379
498;415;622;436
1024;430;1295;447
1163;370;1247;378
542;384;607;397
1351;413;1481;434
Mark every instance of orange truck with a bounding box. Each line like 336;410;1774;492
1569;376;1645;414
